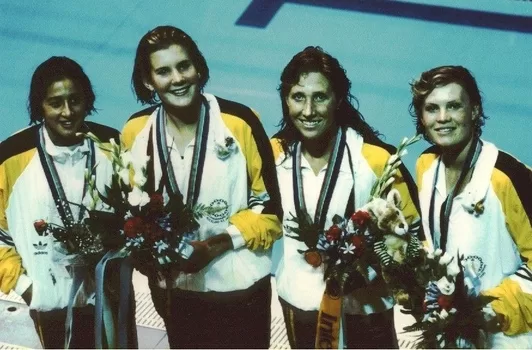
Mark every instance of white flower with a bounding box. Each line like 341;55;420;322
133;171;147;187
439;308;449;320
383;176;396;189
131;154;150;173
109;137;119;150
128;186;150;207
118;168;130;186
436;276;455;295
446;260;460;278
387;154;399;166
120;151;133;167
340;242;355;255
399;148;408;158
438;252;453;266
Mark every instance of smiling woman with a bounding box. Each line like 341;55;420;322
0;56;136;349
122;25;282;349
271;46;423;349
40;78;88;146
411;66;532;348
28;57;96;142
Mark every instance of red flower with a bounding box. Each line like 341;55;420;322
351;235;365;257
144;222;164;242
304;250;322;268
351;210;371;227
437;295;454;311
149;193;164;211
145;193;165;219
124;217;143;238
33;219;48;234
325;225;342;242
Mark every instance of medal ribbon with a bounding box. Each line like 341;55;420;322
37;125;95;227
428;138;482;251
292;127;347;234
153;99;209;208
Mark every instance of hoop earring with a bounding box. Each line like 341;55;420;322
152;91;160;103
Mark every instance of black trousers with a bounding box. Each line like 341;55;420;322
279;297;398;349
29;299;138;349
150;276;272;349
29;305;96;349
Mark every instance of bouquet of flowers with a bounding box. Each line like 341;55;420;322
33;168;120;268
287;135;424;295
287;210;376;295
81;132;226;278
403;249;496;348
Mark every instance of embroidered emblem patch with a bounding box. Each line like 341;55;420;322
463;255;486;278
206;199;229;223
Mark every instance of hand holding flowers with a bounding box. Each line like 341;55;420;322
79;131;227;279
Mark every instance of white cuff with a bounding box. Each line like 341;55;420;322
14;274;32;296
226;225;245;249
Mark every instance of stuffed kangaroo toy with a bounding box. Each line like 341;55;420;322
362;188;409;263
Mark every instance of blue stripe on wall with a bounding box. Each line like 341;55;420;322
236;0;532;34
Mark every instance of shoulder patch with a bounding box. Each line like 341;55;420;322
494;151;532;220
0;125;39;165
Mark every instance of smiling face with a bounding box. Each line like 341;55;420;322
145;44;201;110
286;72;338;143
421;83;478;153
42;78;87;146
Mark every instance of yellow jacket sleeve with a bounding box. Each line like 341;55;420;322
0;162;24;294
121;115;150;150
0;247;24;294
482;155;532;336
483;278;532;335
223;113;282;251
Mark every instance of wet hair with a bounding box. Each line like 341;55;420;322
275;46;379;154
131;25;210;105
28;56;96;125
409;65;487;141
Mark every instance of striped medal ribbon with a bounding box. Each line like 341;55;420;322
292;127;347;240
428;137;482;252
154;98;210;208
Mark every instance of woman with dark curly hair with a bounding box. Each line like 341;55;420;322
271;46;422;348
411;65;532;348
